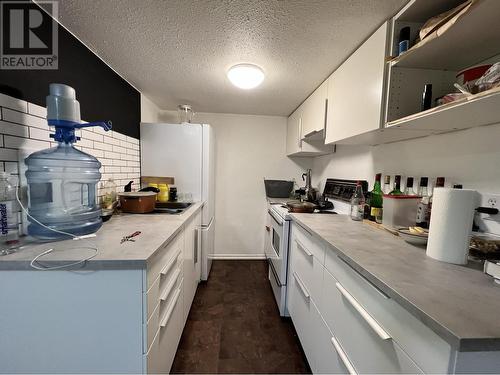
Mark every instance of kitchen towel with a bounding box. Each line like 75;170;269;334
426;188;478;265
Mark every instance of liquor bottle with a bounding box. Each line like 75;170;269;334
427;177;445;225
404;177;417;195
350;181;365;222
364;191;372;220
369;173;383;223
389;175;403;195
416;177;429;228
422;84;432;111
383;175;391;194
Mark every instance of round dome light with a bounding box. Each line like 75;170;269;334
227;64;265;89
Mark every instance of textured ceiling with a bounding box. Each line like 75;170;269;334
55;0;407;116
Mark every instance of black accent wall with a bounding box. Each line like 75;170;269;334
0;1;141;139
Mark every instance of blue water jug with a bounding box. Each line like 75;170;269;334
25;84;111;239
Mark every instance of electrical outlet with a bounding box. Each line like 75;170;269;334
477;193;500;235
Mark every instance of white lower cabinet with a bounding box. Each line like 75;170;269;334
288;222;423;374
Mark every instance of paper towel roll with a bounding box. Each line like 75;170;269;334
426;188;478;265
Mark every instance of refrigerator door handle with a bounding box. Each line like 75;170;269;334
200;217;214;231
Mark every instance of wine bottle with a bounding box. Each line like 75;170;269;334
404;177;417;195
416;177;429;228
369;173;383;223
350;181;365;222
389;175;403;195
383;175;391;194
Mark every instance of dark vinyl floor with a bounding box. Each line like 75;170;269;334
171;260;311;374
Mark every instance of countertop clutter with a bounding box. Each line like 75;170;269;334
0;202;204;270
290;212;500;352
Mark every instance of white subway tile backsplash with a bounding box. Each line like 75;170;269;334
0;121;29;137
4;135;50;151
93;141;112;151
0;94;140;199
0;94;28;112
104;151;120;159
29;127;52;142
0;148;18;162
2;108;48;129
27;103;47;118
113;131;127;141
81;129;104;142
112;144;126;154
4;161;19;174
112;159;127;166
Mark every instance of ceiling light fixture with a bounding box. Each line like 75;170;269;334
227;64;265;89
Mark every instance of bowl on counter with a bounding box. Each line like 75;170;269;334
397;227;429;246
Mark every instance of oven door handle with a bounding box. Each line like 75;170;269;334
268;209;283;227
267;259;284;287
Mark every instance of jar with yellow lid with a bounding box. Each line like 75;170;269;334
158;184;169;203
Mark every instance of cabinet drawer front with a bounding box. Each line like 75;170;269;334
288;269;315;362
145;329;160;374
322;268;422;374
292;222;325;264
290;230;323;306
157;278;184;374
146;249;183;322
145;303;160;354
324;249;451;374
146;230;184;290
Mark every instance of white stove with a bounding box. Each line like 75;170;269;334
266;179;367;316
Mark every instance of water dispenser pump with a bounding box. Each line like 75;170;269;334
24;84;112;239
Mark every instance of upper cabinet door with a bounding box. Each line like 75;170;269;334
301;80;328;139
326;21;390;144
286;108;302;156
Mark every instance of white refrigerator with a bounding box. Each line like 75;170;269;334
140;123;215;281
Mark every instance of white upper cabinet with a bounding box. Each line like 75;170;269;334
301;79;328;139
326;21;390;144
286;102;332;157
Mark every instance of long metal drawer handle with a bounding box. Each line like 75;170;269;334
160;268;181;301
292;272;310;300
336;282;391;341
160;281;182;328
295;239;313;257
330;336;357;375
160;249;182;276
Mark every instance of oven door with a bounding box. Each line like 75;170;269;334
267;208;287;287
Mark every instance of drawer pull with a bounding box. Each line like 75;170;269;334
336;282;391;341
292;272;310;300
330;336;357;375
160;282;182;328
160;268;181;301
295;239;313;257
160;249;182;276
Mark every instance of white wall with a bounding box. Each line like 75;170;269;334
140;94;161;123
159;110;312;258
312;123;500;194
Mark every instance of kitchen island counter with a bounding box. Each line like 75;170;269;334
290;213;500;353
0;202;204;270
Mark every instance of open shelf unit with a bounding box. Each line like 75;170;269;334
390;0;500;71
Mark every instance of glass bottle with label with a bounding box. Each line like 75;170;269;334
350;181;365;222
383;175;391;194
0;172;19;255
427;177;445;225
369;173;383;223
404;177;417;195
389;175;403;195
416;177;429;228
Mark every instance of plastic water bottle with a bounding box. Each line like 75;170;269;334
24;83;112;239
350;181;365;221
0;172;20;254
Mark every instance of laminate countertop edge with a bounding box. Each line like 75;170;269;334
0;202;204;271
289;213;500;353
